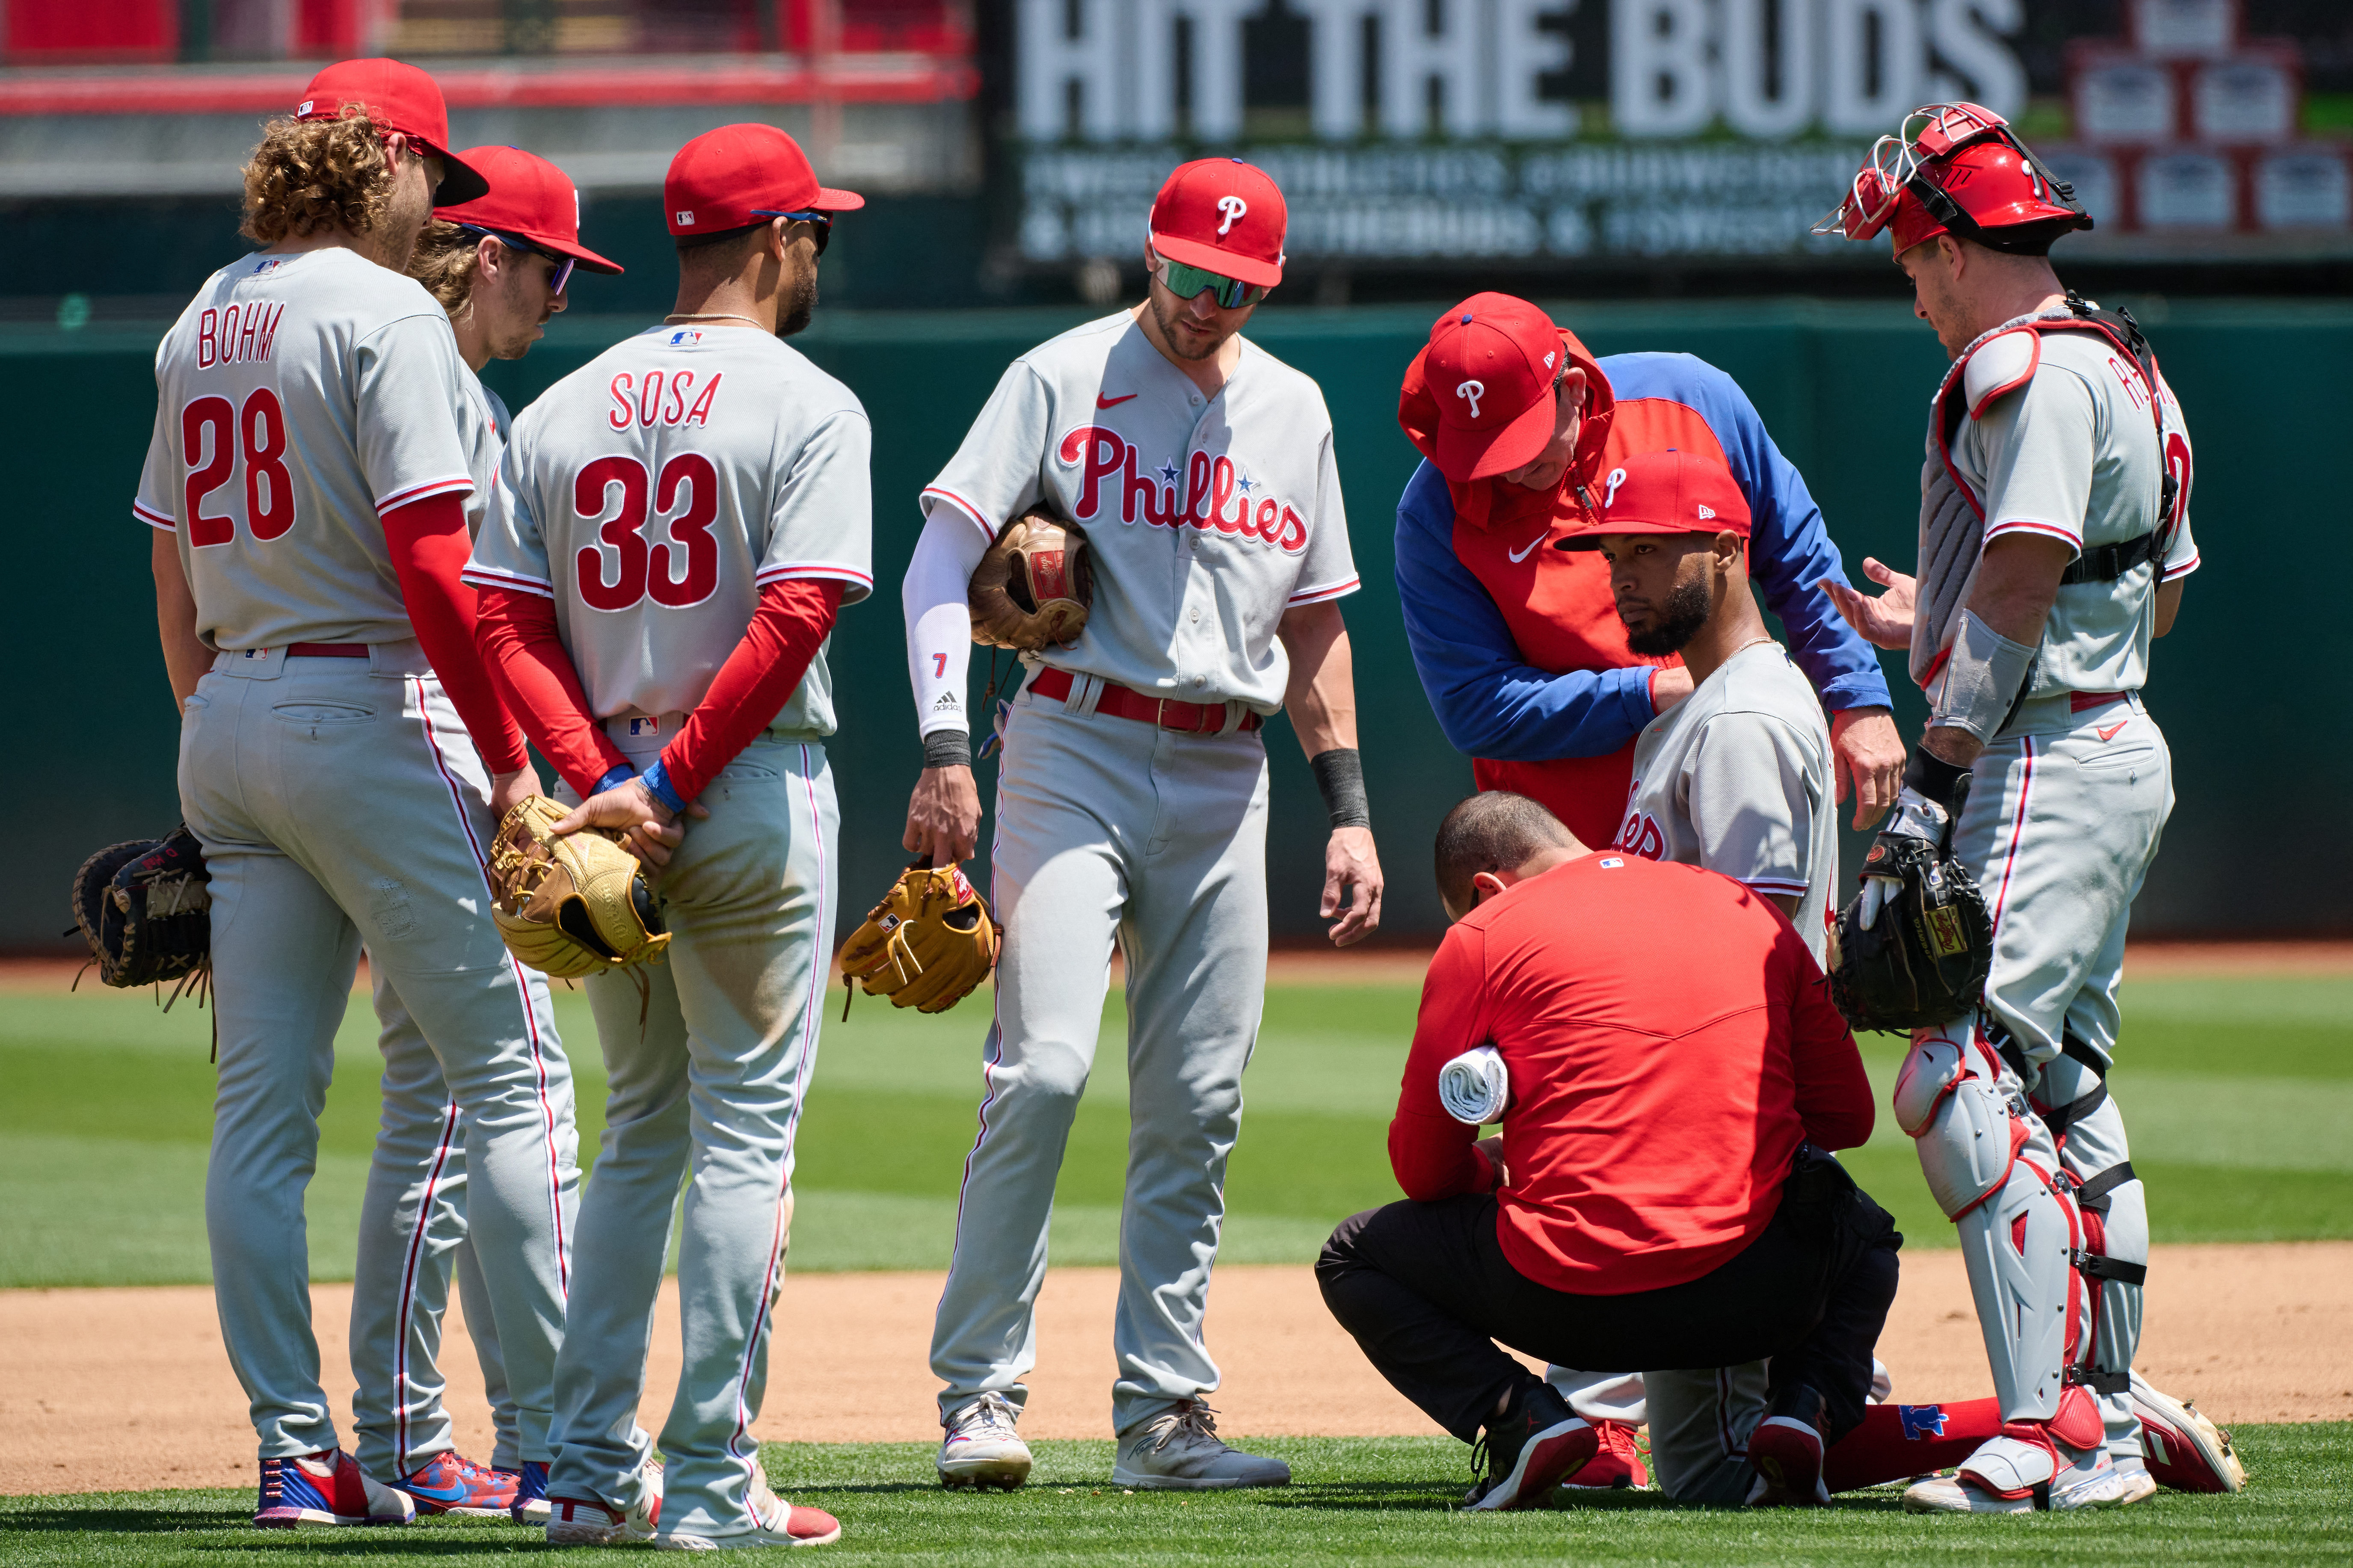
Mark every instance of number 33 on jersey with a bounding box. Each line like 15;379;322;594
465;324;874;729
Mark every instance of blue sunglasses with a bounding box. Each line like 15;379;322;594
459;225;575;293
751;209;835;255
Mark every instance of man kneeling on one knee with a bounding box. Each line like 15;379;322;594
1317;792;1902;1509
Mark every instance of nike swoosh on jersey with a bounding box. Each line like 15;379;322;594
1507;532;1547;563
2096;721;2128;741
1096;393;1139;408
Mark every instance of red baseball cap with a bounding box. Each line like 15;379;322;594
295;59;488;205
1408;294;1565;483
1556;449;1751;551
1149;158;1286;287
665;124;864;238
436;146;622;275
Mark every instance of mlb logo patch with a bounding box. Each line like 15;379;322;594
668;329;703;347
1597;857;1624;869
241;648;270;660
1898;1405;1949;1440
252;257;287;275
628;716;661;737
676;210;696;226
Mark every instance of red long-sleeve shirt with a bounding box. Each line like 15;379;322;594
1389;852;1872;1295
474;579;841;801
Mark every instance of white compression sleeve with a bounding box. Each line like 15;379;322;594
904;508;991;739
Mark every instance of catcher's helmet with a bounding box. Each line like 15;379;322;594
1819;102;2092;256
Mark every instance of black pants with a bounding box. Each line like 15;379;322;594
1316;1151;1901;1444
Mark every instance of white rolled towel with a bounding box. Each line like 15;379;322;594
1437;1043;1510;1126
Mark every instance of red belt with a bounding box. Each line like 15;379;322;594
2069;690;2127;712
285;643;367;658
1028;667;1261;735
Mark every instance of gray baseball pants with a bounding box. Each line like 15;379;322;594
931;683;1269;1437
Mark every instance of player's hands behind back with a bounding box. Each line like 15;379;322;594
1818;558;1918;651
553;778;708;869
1322;825;1384;947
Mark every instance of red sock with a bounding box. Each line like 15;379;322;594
1822;1398;2005;1493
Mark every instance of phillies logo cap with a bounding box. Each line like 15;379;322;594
1555;447;1751;551
1149;158;1286;287
294;58;489;205
436;146;625;275
664;123;865;238
1408;293;1563;484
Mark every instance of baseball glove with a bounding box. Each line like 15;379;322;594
486;796;671;980
1827;822;1994;1033
839;863;999;1016
969;506;1092;651
70;825;212;1000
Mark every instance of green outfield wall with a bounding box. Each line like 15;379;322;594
11;298;2332;950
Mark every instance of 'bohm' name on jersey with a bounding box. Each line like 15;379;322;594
196;304;285;368
608;369;723;430
1057;423;1308;553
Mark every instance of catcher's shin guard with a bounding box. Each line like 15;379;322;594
2033;1048;2150;1464
1895;1016;2088;1424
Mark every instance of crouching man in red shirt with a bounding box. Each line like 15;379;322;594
1317;792;1900;1509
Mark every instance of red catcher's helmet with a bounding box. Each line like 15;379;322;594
1818;102;2092;256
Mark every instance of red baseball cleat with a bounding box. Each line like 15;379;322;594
254;1450;415;1529
1561;1418;1649;1490
388;1451;519;1518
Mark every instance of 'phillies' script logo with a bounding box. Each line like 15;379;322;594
1612;787;1665;861
1056;424;1308;553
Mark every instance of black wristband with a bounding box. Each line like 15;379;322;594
923;730;971;771
1903;745;1970;809
1310;747;1372;830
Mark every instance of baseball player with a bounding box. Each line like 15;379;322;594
1393;294;1898;1484
343;146;622;1523
136;59;576;1530
465;123;868;1550
1816;103;2199;1512
901;157;1382;1490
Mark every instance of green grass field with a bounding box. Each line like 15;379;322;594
4;1428;2347;1565
3;971;2350;1289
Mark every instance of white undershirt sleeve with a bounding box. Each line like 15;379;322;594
905;508;992;738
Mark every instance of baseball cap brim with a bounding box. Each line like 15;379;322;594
1555;520;1705;551
432;147;490;207
1434;386;1557;484
1151;231;1282;288
807;186;865;213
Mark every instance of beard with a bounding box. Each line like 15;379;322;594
1624;569;1713;656
776;267;818;338
1147;290;1224;361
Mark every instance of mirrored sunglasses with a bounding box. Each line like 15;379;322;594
752;209;834;255
1160;257;1268;309
461;225;575;293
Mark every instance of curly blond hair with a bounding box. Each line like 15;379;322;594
408;219;484;313
241;105;393;246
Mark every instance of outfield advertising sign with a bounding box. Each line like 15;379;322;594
1008;0;2351;268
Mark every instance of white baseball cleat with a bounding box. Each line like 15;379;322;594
938;1393;1033;1491
1903;1431;2131;1514
546;1459;664;1546
2110;1457;2160;1505
2129;1372;2247;1494
1111;1400;1290;1491
651;1460;839;1550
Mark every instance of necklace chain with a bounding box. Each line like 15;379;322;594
664;312;767;330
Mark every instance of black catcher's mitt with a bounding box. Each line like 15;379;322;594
71;825;213;999
1827;825;1993;1033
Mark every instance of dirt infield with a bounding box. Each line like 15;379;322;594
3;1242;2345;1497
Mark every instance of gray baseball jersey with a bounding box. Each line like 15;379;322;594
1950;331;2198;697
457;370;510;536
134;247;477;648
920;311;1358;713
1612;641;1836;960
466;323;874;735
